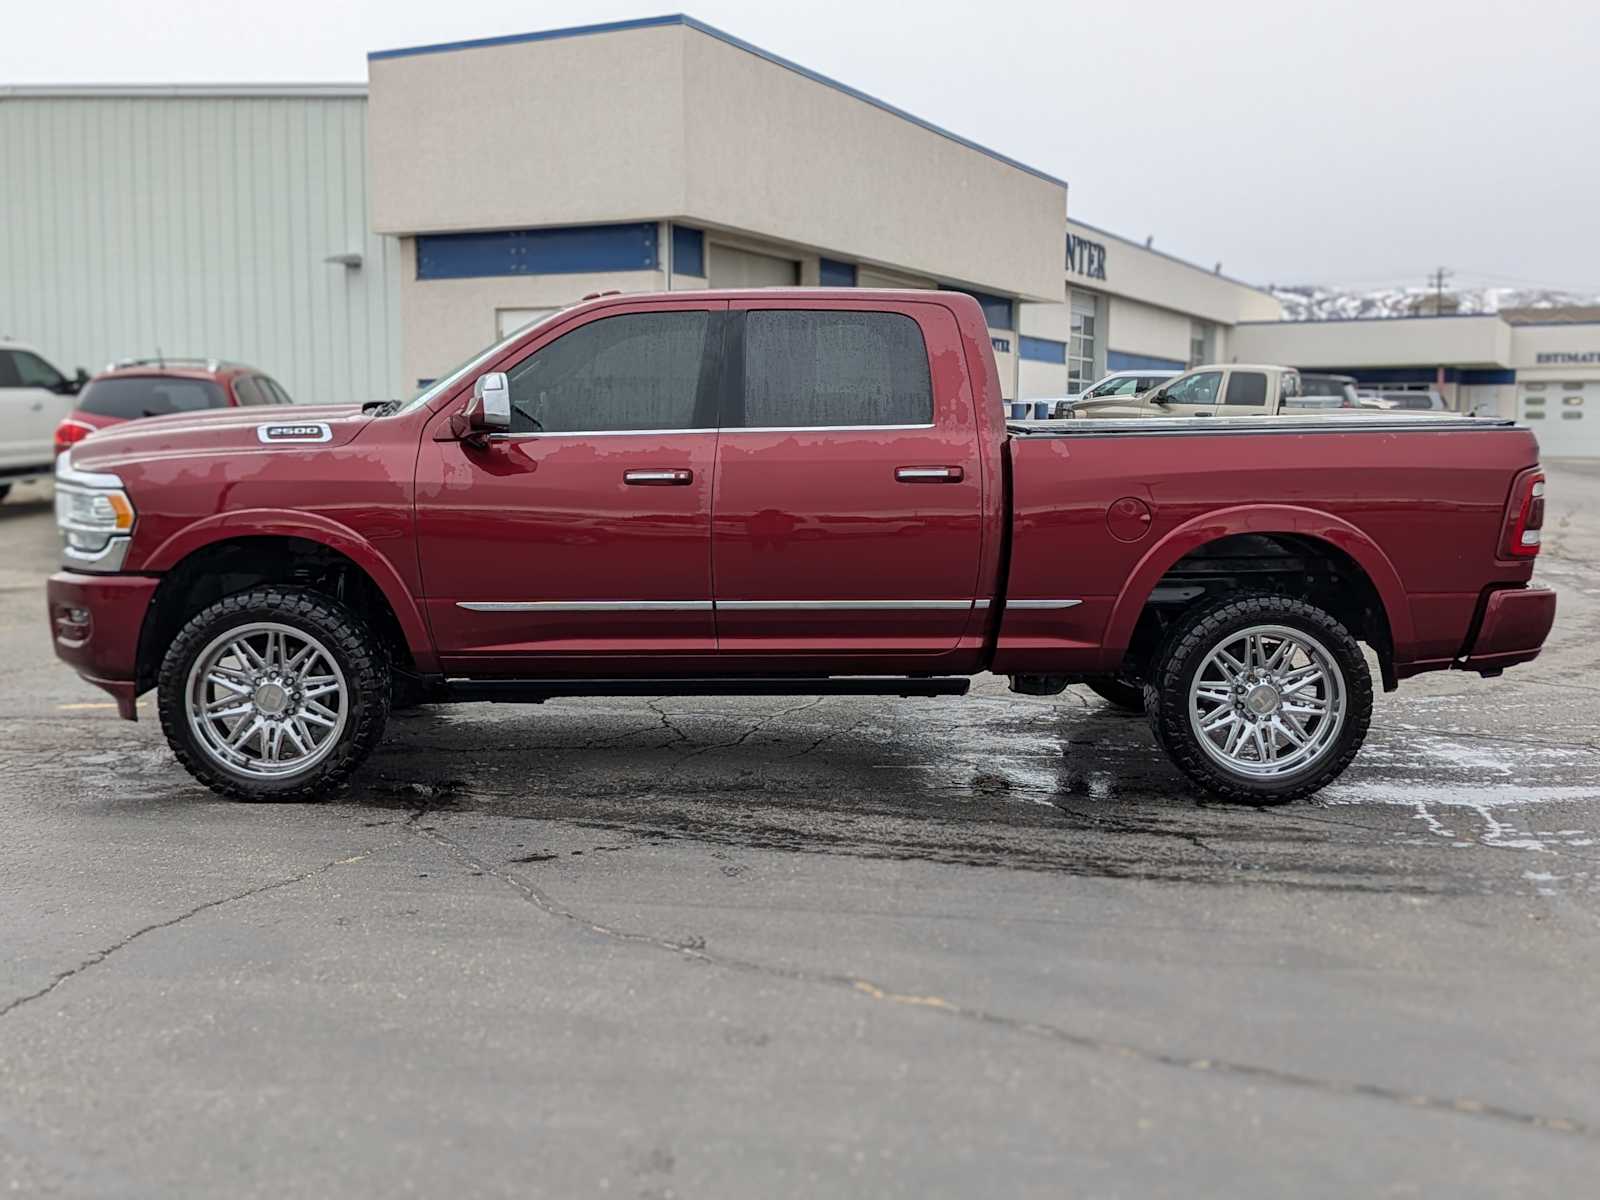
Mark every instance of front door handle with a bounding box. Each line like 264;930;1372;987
896;466;964;483
624;468;694;485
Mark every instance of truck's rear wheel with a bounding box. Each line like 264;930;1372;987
157;587;389;800
1146;594;1370;804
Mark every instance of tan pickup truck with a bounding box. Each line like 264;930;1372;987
1066;363;1333;419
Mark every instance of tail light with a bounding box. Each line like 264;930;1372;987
1502;470;1545;558
54;419;95;457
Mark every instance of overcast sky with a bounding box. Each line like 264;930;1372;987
6;0;1597;294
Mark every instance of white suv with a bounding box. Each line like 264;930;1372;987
0;339;85;502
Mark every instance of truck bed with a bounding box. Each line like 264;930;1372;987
995;413;1539;678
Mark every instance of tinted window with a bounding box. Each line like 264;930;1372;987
1164;371;1222;407
1137;377;1169;393
233;377;267;406
740;310;932;428
1223;371;1269;406
263;377;294;405
0;352;20;388
78;376;227;418
13;351;65;389
506;310;712;434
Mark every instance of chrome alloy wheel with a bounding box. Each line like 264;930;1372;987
185;622;348;779
1187;623;1346;779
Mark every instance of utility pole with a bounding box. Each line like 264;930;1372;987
1428;267;1453;314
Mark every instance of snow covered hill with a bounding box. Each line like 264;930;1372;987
1267;285;1600;322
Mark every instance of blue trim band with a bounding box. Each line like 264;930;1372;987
417;223;658;279
671;225;704;277
1107;350;1185;371
946;286;1013;331
1462;368;1516;385
1018;336;1066;364
370;15;1067;188
819;257;857;287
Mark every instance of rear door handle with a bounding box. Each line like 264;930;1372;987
896;466;964;483
624;468;694;485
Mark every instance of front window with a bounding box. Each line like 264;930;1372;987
78;376;227;419
1164;371;1223;407
1222;371;1269;406
506;310;714;434
13;350;66;390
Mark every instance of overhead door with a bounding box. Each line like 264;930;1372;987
707;244;800;288
1520;382;1599;457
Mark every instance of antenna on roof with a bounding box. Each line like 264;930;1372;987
155;345;164;367
1144;236;1153;248
1214;262;1222;274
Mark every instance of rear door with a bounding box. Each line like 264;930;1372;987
711;299;985;657
1218;368;1271;415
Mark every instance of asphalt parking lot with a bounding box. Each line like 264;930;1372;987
3;462;1599;1198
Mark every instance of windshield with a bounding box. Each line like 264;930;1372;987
1082;376;1139;399
386;307;576;417
80;376;226;418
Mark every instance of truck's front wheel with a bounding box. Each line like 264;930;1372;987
1146;594;1371;804
157;587;390;800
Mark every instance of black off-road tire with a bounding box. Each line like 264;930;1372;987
1146;593;1372;805
1085;674;1145;712
157;587;390;801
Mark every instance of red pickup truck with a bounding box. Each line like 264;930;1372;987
47;290;1555;804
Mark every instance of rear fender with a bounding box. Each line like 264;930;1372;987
1103;503;1414;663
142;509;438;673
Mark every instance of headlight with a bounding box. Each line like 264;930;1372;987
55;453;136;571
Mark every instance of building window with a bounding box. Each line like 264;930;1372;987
1069;292;1098;392
1189;320;1216;368
671;225;705;277
818;257;857;287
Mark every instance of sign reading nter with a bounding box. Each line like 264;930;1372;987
1066;233;1107;281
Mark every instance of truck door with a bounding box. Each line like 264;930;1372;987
711;300;985;657
414;300;725;670
0;348;69;470
1217;368;1271;415
1156;368;1224;417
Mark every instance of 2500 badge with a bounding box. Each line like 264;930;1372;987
256;423;332;444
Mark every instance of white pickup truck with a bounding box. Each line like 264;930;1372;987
0;338;85;501
1067;363;1333;419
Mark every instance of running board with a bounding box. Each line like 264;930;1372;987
443;676;972;703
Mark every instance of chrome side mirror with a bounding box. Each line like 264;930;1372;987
468;372;511;432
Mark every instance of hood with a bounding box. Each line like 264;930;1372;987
68;404;372;473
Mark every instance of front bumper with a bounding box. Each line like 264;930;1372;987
1456;585;1556;675
46;571;161;720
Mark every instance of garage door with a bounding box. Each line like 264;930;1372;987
708;244;799;288
1520;382;1600;457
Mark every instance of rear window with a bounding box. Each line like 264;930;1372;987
740;310;932;428
79;376;227;419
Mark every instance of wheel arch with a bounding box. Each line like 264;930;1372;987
1104;504;1414;668
137;516;437;689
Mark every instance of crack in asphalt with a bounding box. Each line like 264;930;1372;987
410;820;1596;1144
0;846;389;1022
669;697;827;764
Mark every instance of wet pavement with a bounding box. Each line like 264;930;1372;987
3;462;1599;1197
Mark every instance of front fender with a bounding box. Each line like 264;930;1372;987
1102;503;1415;663
141;509;438;673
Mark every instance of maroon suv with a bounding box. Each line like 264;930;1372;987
54;358;295;456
